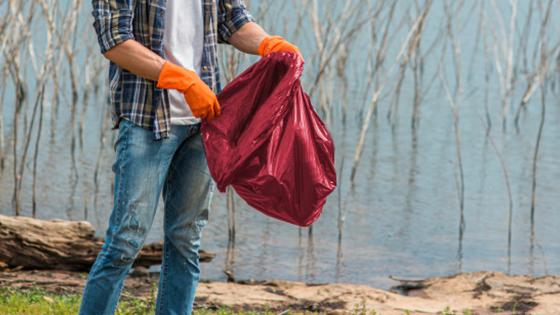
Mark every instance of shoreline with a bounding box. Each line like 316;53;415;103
0;269;558;314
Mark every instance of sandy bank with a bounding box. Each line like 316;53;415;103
0;270;558;314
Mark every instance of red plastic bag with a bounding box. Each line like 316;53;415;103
201;52;336;226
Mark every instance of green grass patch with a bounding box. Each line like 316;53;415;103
0;287;279;315
0;287;81;315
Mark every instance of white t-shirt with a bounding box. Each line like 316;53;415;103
163;0;205;125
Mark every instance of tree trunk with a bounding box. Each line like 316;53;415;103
0;214;214;271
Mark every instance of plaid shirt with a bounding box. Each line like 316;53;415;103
92;0;254;139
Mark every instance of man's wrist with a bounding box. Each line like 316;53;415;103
228;22;269;55
155;59;168;82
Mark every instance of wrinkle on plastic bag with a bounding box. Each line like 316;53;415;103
201;52;336;226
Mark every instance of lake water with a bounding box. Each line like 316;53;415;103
1;1;559;289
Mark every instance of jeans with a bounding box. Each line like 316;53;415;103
79;118;214;315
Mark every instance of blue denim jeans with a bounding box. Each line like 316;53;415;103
79;118;214;315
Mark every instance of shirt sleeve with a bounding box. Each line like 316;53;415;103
217;0;255;44
91;0;136;54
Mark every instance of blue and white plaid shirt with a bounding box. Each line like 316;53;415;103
92;0;254;139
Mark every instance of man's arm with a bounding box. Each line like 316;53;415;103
216;0;300;58
92;0;218;119
100;39;220;119
103;39;165;81
229;23;302;59
227;22;268;55
92;0;165;81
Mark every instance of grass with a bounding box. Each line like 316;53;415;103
0;287;82;315
0;287;288;315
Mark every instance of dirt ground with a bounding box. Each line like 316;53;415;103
0;269;558;314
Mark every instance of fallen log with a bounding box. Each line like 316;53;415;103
0;214;215;271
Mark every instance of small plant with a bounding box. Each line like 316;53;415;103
439;307;473;315
440;307;457;315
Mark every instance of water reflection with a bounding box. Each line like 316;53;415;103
304;227;316;283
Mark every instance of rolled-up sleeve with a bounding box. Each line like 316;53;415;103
92;0;135;54
217;0;255;44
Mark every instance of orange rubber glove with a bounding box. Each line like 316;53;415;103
156;61;221;121
258;36;302;60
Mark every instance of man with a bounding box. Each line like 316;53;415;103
79;0;300;314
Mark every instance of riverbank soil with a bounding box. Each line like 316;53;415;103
0;269;558;314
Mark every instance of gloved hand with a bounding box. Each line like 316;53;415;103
157;61;221;121
258;36;302;60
